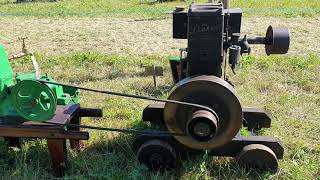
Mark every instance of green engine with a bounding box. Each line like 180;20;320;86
0;44;79;122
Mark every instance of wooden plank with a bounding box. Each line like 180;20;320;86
69;116;84;151
0;127;89;140
24;103;80;125
47;139;68;177
0;103;93;177
0;104;80;126
47;104;80;124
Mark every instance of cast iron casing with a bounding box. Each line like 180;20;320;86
173;3;242;77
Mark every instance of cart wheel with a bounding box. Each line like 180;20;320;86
236;144;278;172
137;139;178;170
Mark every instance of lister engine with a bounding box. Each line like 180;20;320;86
134;3;290;171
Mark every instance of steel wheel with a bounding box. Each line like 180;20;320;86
137;139;178;170
236;144;278;172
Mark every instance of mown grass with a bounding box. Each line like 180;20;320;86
1;51;319;179
0;0;319;17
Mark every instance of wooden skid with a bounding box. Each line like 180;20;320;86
0;103;102;177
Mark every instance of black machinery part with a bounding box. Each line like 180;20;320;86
265;26;290;55
246;26;290;55
164;75;243;150
133;134;284;162
143;105;272;131
137;139;178;170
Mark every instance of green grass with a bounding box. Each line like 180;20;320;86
0;0;319;17
1;51;319;179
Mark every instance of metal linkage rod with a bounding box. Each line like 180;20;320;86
37;80;216;115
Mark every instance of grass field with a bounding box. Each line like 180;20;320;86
0;0;319;17
3;52;320;179
0;0;319;179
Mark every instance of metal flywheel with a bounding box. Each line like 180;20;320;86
164;75;243;150
11;80;57;122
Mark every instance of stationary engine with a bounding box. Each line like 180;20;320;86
0;1;291;174
134;2;290;171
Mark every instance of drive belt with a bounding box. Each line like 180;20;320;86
37;79;215;137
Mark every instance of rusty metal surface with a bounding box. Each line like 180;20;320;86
46;104;80;124
163;75;243;150
186;110;219;142
134;134;284;159
209;135;284;159
236;144;278;171
143;104;273;132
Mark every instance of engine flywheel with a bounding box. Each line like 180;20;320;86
164;75;242;150
11;79;57;122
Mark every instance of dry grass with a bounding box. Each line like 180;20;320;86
0;0;319;17
0;16;320;57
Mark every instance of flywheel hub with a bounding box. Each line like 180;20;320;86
164;75;243;150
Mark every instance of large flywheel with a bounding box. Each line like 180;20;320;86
164;75;243;150
11;80;57;122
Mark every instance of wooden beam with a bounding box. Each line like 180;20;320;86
0;126;89;140
47;139;68;177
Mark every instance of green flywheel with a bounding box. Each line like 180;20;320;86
11;80;57;122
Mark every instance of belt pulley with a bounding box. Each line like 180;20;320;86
11;77;243;149
26;79;218;138
11;79;57;122
164;76;243;150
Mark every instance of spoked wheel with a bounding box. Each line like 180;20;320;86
11;80;57;122
137;139;178;170
236;144;278;172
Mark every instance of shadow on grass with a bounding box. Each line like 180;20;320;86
0;139;53;179
0;135;276;179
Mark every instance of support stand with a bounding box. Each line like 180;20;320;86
0;103;102;177
134;103;284;171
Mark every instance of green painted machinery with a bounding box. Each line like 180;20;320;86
0;44;79;122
